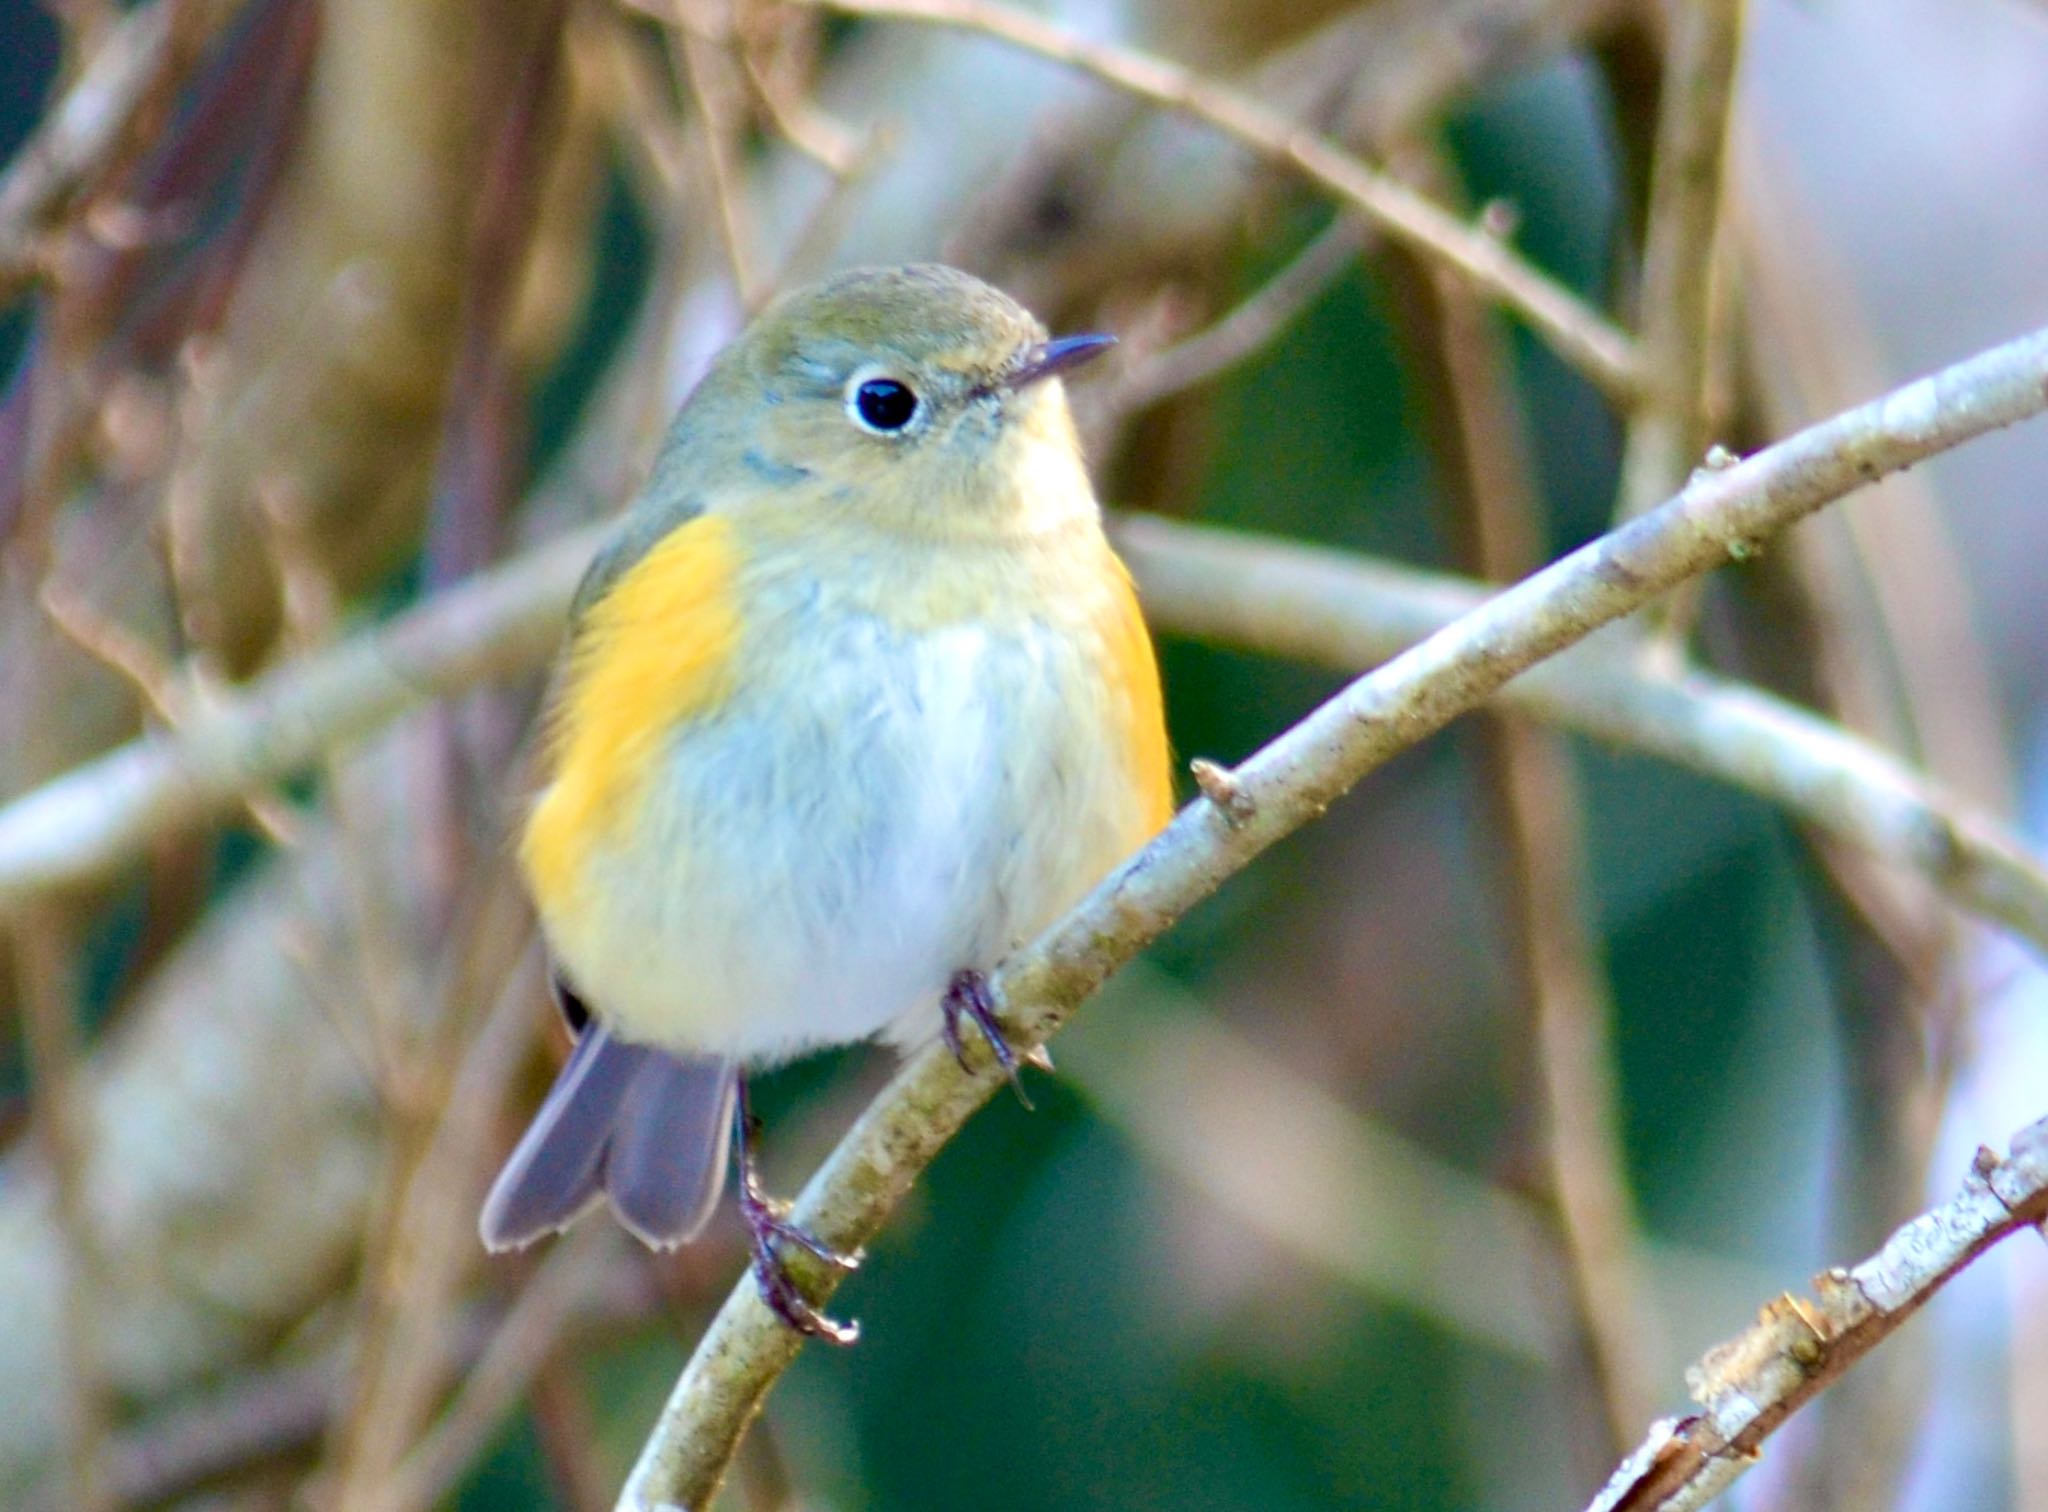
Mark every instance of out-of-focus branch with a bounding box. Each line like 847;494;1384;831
955;0;1626;305
0;818;393;1494
614;324;2048;1512
1388;155;1659;1450
1060;984;1770;1366
160;0;575;671
11;496;2048;970
17;1241;655;1511
798;0;1645;401
1084;214;1368;444
11;909;112;1512
0;0;233;305
1585;1114;2048;1512
1614;0;1745;520
0;526;597;915
382;1224;623;1512
1117;515;2048;959
323;910;542;1510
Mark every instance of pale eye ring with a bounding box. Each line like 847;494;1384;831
845;368;922;435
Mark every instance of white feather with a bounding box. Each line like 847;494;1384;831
548;598;1141;1066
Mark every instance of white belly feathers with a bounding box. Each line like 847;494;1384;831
554;608;1136;1064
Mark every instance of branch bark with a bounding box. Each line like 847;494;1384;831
11;475;2048;971
1614;0;1745;519
1114;516;2048;960
614;323;2048;1510
0;527;596;915
1585;1114;2048;1512
801;0;1644;401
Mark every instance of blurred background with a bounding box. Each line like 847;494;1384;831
2;0;2046;1507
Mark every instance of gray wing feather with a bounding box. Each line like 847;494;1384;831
479;1022;735;1252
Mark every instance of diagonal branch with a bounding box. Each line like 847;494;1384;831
796;0;1644;401
0;0;210;305
613;324;2048;1510
1112;516;2048;960
1584;1114;2048;1512
0;527;598;916
9;450;2048;966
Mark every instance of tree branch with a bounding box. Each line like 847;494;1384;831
0;0;218;305
797;0;1644;402
10;408;2048;969
1584;1113;2048;1512
1113;515;2048;960
0;527;598;915
614;324;2048;1510
1614;0;1745;519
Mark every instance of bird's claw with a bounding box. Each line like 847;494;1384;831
941;968;1035;1109
737;1185;861;1345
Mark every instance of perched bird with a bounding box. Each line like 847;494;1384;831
479;264;1174;1341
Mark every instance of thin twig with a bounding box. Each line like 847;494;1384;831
1614;0;1745;519
1089;214;1369;438
731;1;864;176
0;524;599;914
1115;515;2048;960
384;1225;623;1512
7;498;2048;978
0;0;171;303
614;324;2048;1512
324;924;546;1510
796;0;1643;401
1391;156;1660;1448
38;579;302;845
1584;1114;2048;1512
672;19;765;309
16;1255;663;1512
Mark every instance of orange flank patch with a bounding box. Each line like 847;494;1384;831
521;515;743;915
1100;556;1175;838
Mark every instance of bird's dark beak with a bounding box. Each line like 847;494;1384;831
1004;332;1117;391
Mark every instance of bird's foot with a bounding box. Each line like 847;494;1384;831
940;968;1038;1109
736;1180;861;1346
732;1079;860;1345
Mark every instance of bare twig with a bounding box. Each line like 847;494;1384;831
672;21;765;309
1117;514;2048;959
614;325;2048;1511
384;1224;623;1512
9;492;2048;974
0;0;175;302
325;927;545;1510
1585;1114;2048;1512
17;1251;661;1512
1088;214;1369;438
0;525;599;914
1614;0;1745;520
731;3;863;176
797;0;1644;401
38;579;302;845
1398;182;1660;1448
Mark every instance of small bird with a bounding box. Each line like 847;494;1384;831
479;263;1174;1342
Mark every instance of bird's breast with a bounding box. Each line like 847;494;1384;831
530;568;1163;1063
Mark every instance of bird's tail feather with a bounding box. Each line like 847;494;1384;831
480;1023;736;1252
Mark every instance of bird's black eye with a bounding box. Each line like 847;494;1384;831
851;376;919;433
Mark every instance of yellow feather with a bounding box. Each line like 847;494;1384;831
521;514;743;916
1100;556;1176;838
